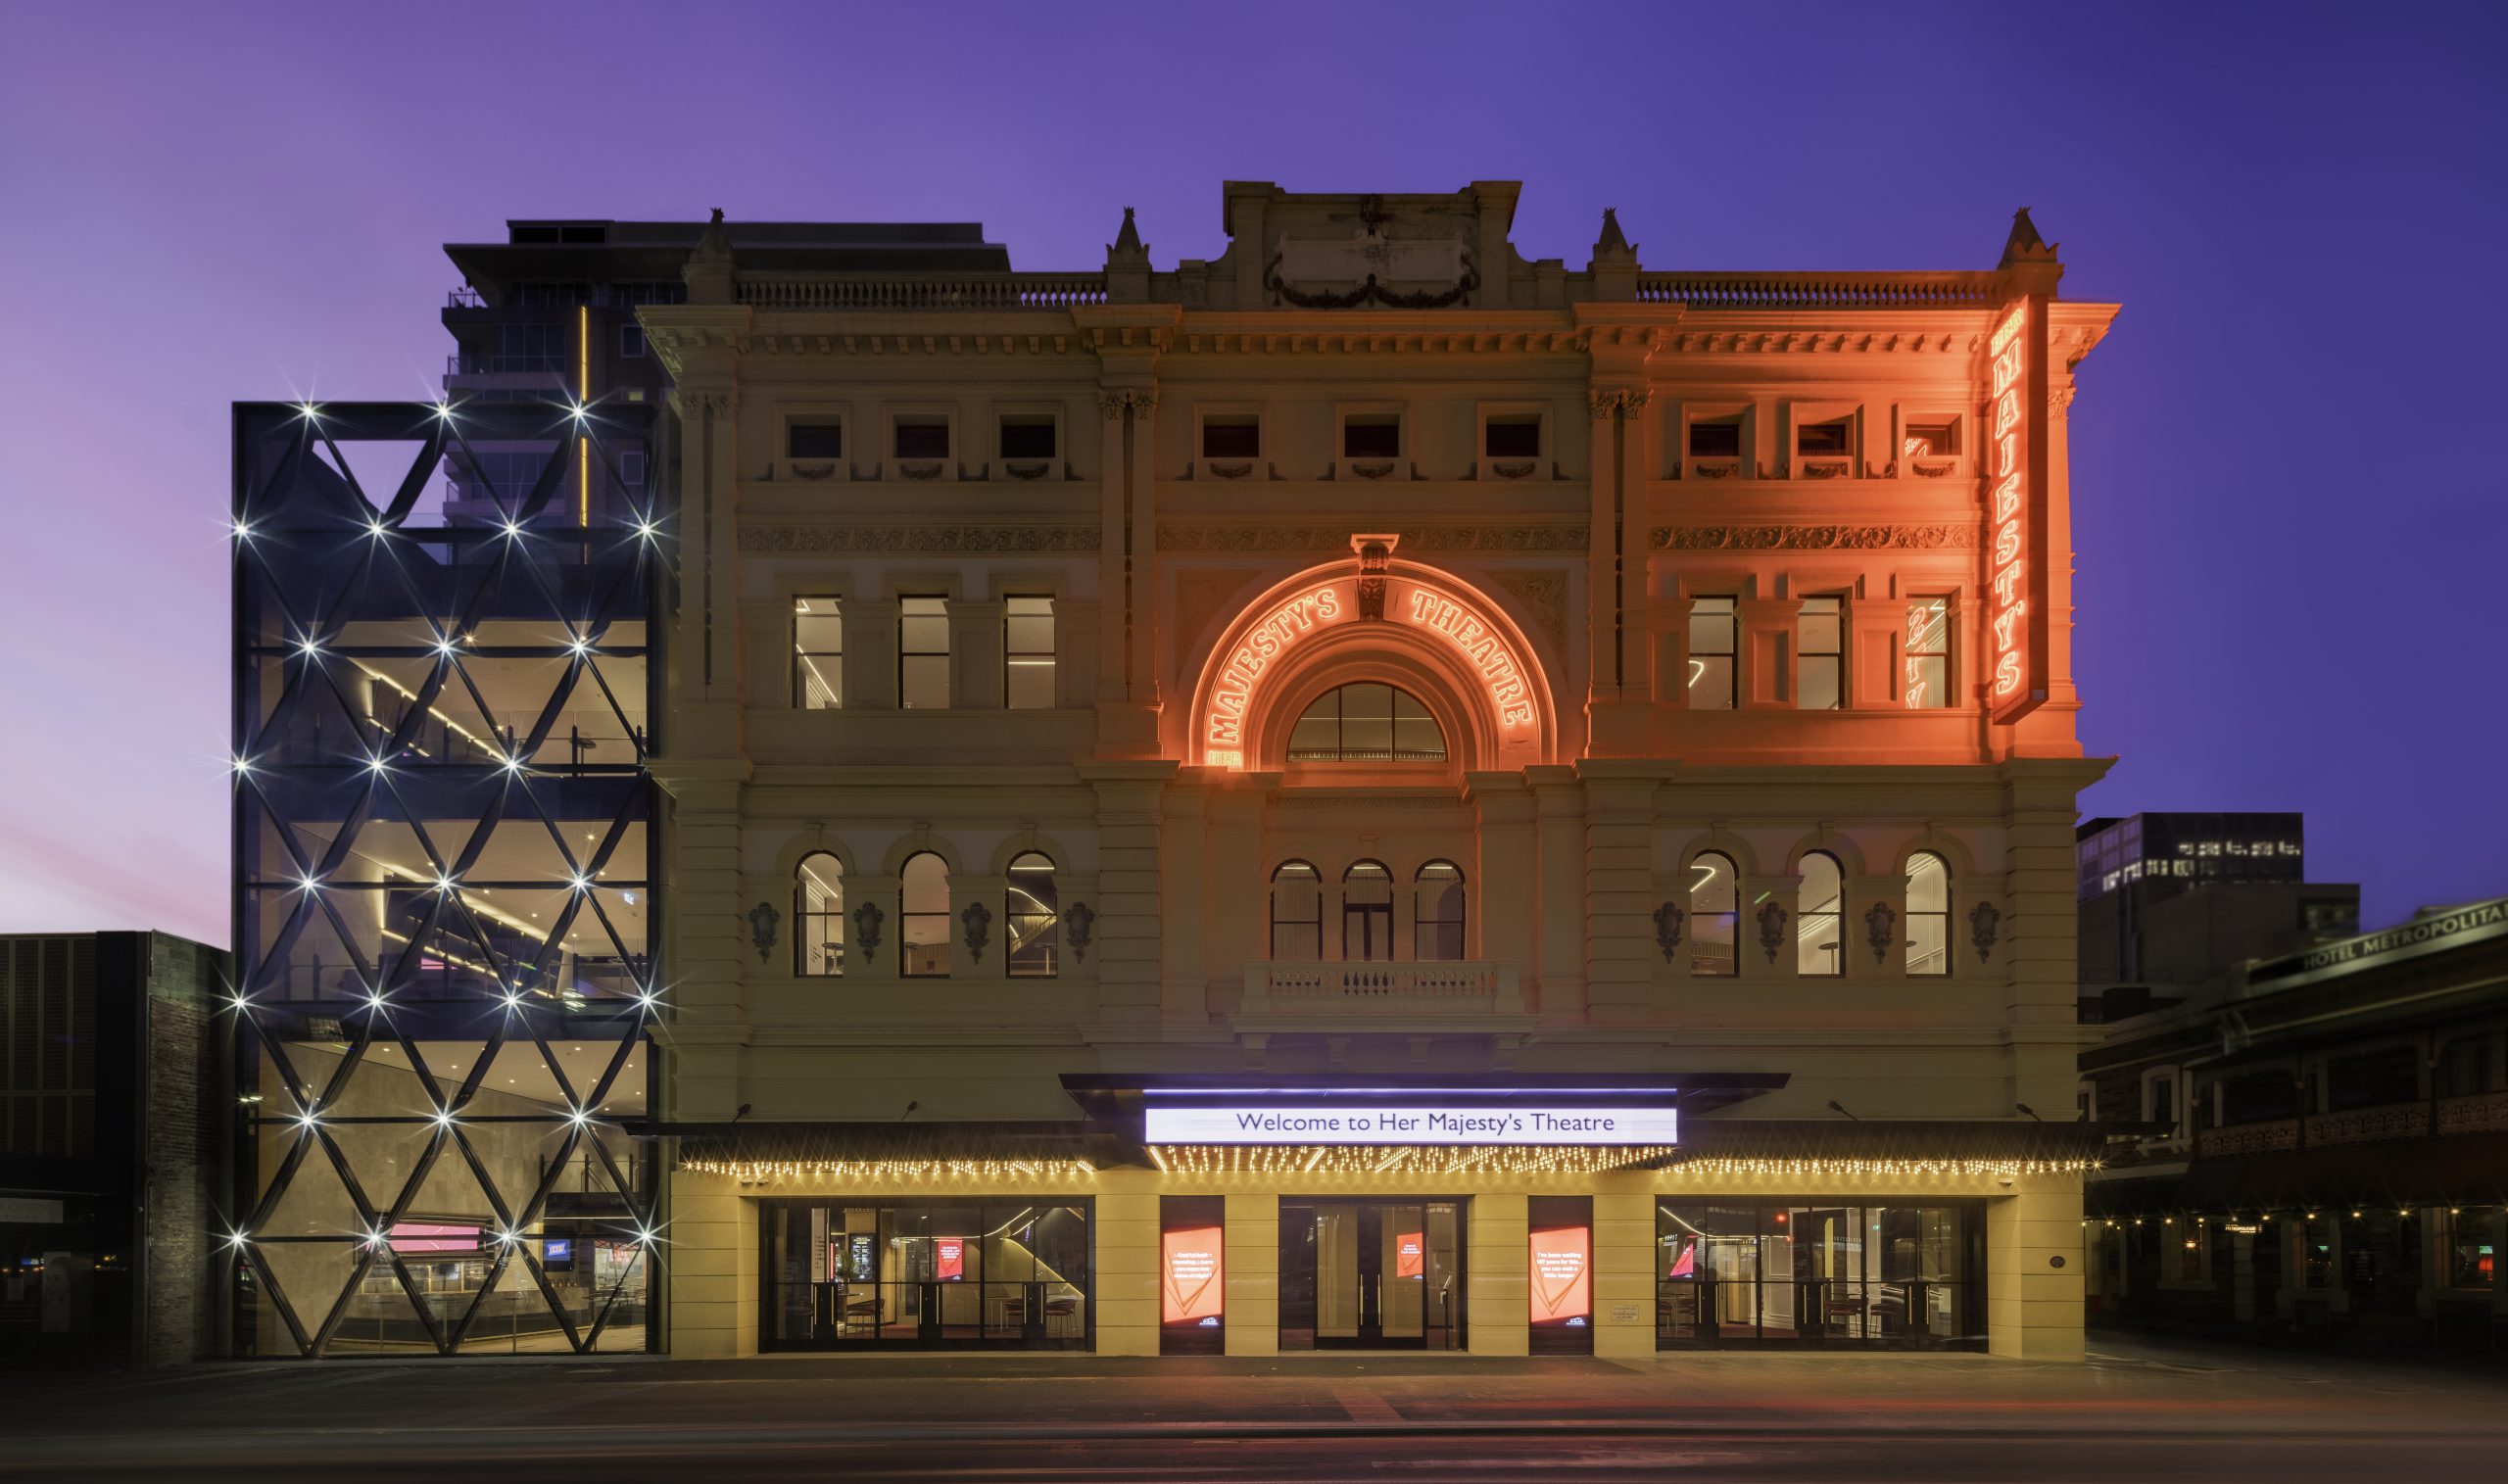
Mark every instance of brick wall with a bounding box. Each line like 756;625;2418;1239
141;933;222;1366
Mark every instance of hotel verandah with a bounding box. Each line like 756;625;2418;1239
221;180;2117;1363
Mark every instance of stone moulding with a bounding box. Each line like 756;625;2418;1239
1157;524;1589;552
741;525;1102;552
1650;524;1978;551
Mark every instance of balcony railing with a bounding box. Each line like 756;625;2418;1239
2307;1102;2432;1147
1633;271;1998;310
1232;961;1532;1031
2197;1119;2298;1157
737;272;1109;311
2436;1089;2508;1136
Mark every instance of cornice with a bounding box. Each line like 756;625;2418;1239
1156;522;1590;552
739;524;1101;553
1651;524;1979;551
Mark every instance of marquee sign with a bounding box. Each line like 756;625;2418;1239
1141;1104;1677;1146
1202;572;1537;768
1987;297;2050;724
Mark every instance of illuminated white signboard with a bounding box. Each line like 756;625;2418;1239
1141;1105;1677;1146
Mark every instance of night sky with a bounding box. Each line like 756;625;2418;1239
3;1;2500;944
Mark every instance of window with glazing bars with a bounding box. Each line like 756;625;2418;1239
1688;598;1736;710
1904;598;1951;708
899;597;949;709
1797;597;1843;710
1005;597;1054;709
793;597;843;709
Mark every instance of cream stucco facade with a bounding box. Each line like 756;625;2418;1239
640;181;2118;1362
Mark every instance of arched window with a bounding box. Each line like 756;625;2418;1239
1287;683;1445;762
1907;851;1952;976
1415;860;1466;961
1271;861;1322;962
1006;851;1059;979
1798;851;1843;977
900;852;949;978
1690;852;1738;977
1343;860;1394;962
795;852;844;977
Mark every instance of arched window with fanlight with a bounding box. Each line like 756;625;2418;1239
1907;851;1952;976
1415;860;1466;961
1006;851;1059;979
1690;852;1738;977
1343;860;1394;962
795;852;844;977
1798;851;1843;977
900;851;950;977
1271;861;1322;962
1287;683;1445;762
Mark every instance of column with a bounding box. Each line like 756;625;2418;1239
1159;780;1208;1023
1582;762;1669;1025
2006;762;2102;1112
1094;391;1129;704
948;598;1004;710
1467;774;1537;972
652;767;750;1121
1224;1193;1280;1356
1592;1184;1654;1359
1986;1180;2086;1361
1469;1192;1529;1356
843;602;898;710
1738;596;1791;708
667;1183;757;1359
1095;1169;1159;1357
1081;761;1176;1027
1056;597;1101;709
1528;767;1585;1022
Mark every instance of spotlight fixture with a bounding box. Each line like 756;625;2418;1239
501;517;524;540
232;518;254;540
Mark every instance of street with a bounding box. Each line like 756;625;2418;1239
9;1338;2503;1482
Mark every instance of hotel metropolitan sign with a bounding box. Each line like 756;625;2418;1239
1142;1104;1678;1146
2246;896;2508;991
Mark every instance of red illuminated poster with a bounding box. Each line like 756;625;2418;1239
936;1236;964;1281
1395;1231;1424;1280
1161;1226;1224;1324
1666;1240;1696;1279
1528;1225;1590;1326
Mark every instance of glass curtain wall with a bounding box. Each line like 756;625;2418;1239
228;400;664;1357
762;1200;1092;1351
1656;1202;1982;1350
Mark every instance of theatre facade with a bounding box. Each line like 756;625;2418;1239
225;181;2117;1362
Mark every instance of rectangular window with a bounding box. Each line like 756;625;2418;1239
2441;1210;2495;1290
2438;1039;2494;1098
2172;1225;2208;1283
1687;417;1742;459
617;449;646;493
1797;417;1854;456
1005;596;1055;710
1797;597;1843;710
788;421;844;459
998;415;1056;460
1201;414;1260;458
1483;415;1541;458
618;323;647;359
893;417;949;460
1342;414;1400;458
1903;417;1958;459
1903;598;1951;709
793;597;843;709
1687;598;1736;710
2146;1076;2178;1136
899;596;949;710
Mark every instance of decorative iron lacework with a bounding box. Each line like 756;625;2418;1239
227;400;666;1357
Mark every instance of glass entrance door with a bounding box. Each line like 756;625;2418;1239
1282;1199;1464;1350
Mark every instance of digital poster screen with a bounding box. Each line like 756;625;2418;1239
936;1236;965;1281
1395;1231;1424;1280
1161;1226;1224;1325
1528;1225;1591;1326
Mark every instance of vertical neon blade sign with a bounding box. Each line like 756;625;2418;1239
1986;297;2049;725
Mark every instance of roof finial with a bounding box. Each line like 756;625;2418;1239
2000;207;2056;267
1111;206;1143;258
709;206;724;225
1596;206;1632;257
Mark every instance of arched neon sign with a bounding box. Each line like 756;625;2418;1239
1201;574;1536;768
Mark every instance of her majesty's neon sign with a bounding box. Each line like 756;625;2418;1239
1202;575;1536;767
1986;298;2049;725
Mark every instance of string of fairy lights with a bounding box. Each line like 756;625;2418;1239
677;1147;2098;1184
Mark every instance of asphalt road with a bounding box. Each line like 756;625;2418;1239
8;1338;2503;1482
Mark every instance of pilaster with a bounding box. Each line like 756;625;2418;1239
947;598;1004;709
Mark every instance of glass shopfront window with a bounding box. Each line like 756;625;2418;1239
1656;1201;1981;1350
763;1199;1092;1350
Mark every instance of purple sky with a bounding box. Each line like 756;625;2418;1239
3;2;2502;946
